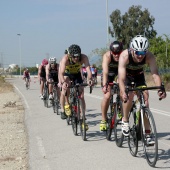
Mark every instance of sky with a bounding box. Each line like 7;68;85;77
0;0;170;68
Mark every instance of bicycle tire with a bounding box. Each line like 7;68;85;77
106;103;115;141
79;99;86;141
128;109;138;157
43;85;49;108
71;102;78;136
141;108;158;167
114;101;124;147
52;89;57;113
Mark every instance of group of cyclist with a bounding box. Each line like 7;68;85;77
100;35;166;145
37;34;166;142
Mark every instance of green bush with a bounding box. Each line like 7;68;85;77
161;73;170;84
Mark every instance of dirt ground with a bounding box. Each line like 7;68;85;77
0;77;28;170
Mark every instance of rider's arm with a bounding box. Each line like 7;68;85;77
46;64;50;81
82;54;92;80
146;52;162;86
102;52;109;87
38;65;42;80
118;50;128;95
59;56;67;84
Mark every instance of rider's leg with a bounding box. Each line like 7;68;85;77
101;85;111;121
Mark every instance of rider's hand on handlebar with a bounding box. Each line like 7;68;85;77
102;84;108;94
122;91;128;102
88;79;93;86
157;89;166;99
62;82;68;90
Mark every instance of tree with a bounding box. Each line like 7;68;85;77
109;5;157;48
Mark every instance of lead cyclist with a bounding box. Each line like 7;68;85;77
59;44;92;129
118;35;167;142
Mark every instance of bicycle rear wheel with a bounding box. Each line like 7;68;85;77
43;85;49;108
128;110;138;157
114;101;124;147
106;103;115;140
141;108;158;167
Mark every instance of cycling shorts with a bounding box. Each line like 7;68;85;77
64;72;83;84
126;73;146;87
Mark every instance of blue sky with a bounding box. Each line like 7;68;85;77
0;0;170;67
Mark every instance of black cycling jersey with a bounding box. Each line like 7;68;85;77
108;53;118;76
40;66;46;78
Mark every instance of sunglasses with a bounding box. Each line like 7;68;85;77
72;55;80;58
112;51;122;55
135;51;146;56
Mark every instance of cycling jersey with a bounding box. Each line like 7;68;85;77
126;49;146;87
65;57;81;74
126;49;146;76
48;64;58;82
40;66;46;78
24;71;30;78
64;57;83;84
107;53;118;82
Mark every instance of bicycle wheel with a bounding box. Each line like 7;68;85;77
128;110;138;157
43;85;49;108
141;108;158;167
114;101;124;147
26;79;29;90
52;89;57;113
106;103;115;140
71;102;78;136
79;99;86;141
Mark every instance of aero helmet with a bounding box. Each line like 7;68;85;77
41;59;48;66
130;35;149;51
49;57;56;64
110;41;123;54
68;44;81;57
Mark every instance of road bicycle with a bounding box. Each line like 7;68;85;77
67;82;92;141
127;83;165;167
51;82;60;115
102;82;124;145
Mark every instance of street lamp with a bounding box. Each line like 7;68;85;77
106;0;109;46
17;34;21;78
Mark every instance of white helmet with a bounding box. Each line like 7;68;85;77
49;57;56;64
130;35;149;51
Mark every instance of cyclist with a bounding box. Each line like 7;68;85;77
38;59;48;99
59;44;92;127
118;35;166;139
23;68;31;87
100;41;123;131
46;57;60;100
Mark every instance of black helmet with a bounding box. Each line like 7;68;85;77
68;44;81;57
110;41;123;54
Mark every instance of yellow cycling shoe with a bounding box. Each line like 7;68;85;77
82;123;89;131
64;104;71;116
100;120;107;131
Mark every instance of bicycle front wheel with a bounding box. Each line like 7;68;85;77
114;101;124;147
43;85;49;108
128;110;138;157
141;108;158;167
79;99;86;141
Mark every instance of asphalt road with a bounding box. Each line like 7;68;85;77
7;77;170;170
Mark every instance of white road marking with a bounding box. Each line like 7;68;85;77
14;85;30;109
36;136;51;170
